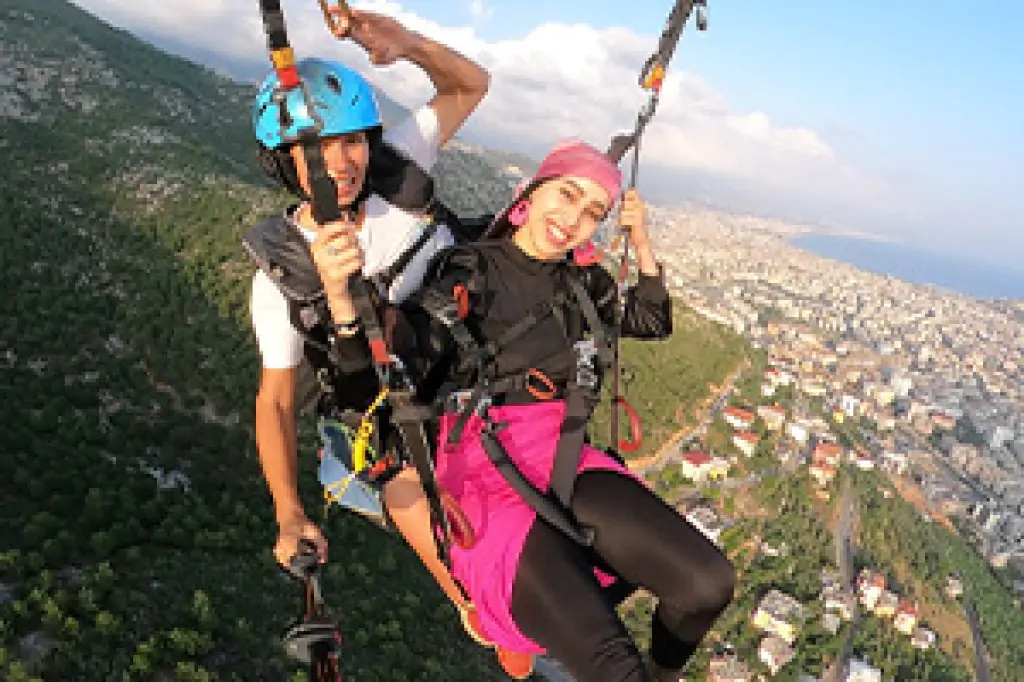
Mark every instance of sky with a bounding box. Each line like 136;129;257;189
69;0;1024;269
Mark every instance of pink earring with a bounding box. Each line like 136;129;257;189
573;241;602;266
507;199;530;227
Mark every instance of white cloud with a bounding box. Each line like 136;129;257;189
70;0;910;219
467;0;493;23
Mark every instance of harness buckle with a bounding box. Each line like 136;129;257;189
315;366;334;394
447;389;491;415
573;339;600;390
282;618;342;666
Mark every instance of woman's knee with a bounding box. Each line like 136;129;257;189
683;546;736;615
382;465;425;513
705;549;737;611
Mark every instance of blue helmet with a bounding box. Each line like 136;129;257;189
253;57;382;150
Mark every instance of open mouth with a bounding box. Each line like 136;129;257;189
329;174;356;196
545;218;573;249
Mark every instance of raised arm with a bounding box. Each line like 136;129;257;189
331;8;489;147
404;30;489;147
589;188;672;339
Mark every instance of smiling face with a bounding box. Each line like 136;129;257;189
288;130;370;207
512;176;612;260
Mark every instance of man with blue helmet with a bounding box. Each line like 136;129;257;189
246;8;534;678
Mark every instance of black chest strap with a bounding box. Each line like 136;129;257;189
547;273;610;513
428;265;613;548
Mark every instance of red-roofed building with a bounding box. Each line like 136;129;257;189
680;451;730;483
681;451;711;480
733;431;760;456
812;442;844;466
894;601;920;635
809;463;837;487
724;406;755;430
757;405;787;431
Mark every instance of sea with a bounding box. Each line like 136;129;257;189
790;234;1024;301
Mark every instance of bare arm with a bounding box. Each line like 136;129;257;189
334;9;489;148
254;366;303;523
403;31;490;147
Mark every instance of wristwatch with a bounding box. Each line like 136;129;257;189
332;318;362;337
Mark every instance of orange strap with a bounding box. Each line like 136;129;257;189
453;283;470;319
526;368;558;400
367;453;397;481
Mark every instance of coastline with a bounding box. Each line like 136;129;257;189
786;232;1024;301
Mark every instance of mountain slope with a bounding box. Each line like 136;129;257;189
0;1;749;679
0;2;509;679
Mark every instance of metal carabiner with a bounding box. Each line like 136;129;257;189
317;0;351;36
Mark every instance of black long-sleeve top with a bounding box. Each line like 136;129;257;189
385;239;673;404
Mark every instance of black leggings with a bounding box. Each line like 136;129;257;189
509;470;736;681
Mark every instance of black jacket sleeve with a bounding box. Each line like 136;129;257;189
586;263;672;339
389;246;487;399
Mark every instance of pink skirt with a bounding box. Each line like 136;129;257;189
435;400;646;654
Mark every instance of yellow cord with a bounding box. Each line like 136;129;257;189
322;387;390;512
352;387;389;473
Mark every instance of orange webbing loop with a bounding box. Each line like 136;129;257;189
526;369;558;400
453;283;470;319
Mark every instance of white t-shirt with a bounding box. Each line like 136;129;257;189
250;104;456;370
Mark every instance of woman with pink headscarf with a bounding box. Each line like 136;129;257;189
324;139;735;681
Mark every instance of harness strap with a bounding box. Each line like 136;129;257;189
547;387;594;513
390;397;449;558
460;290;572;370
418;277;575;444
442;268;610;547
478;420;595;547
417;286;480;361
566;271;613;366
374;216;441;292
547;273;609;510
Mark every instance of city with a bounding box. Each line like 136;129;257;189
650;202;1024;583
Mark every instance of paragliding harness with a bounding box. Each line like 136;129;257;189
421;251;618;548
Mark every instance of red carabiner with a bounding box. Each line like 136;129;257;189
616;396;644;453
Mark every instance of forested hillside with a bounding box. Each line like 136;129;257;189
0;1;750;680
